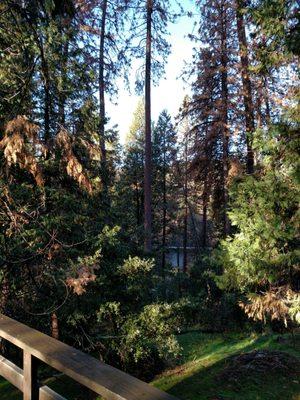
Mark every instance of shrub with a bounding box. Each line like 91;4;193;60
96;302;181;379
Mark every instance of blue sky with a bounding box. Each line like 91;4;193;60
106;1;197;143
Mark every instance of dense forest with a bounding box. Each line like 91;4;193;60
0;0;299;398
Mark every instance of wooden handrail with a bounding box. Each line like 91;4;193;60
0;314;179;400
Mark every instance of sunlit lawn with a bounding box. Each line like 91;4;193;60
153;331;300;400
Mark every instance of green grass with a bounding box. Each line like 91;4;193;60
153;331;300;400
0;331;299;400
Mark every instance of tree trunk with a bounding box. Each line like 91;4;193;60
202;179;208;248
263;75;271;123
183;200;188;273
183;135;188;273
0;273;9;354
135;176;140;227
51;313;59;340
235;0;255;174
256;77;264;128
161;134;167;277
220;3;230;236
24;9;51;142
0;273;9;313
41;57;51;143
99;0;109;200
36;36;51;143
144;0;153;253
59;41;69;126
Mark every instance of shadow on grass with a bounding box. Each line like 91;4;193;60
164;335;300;400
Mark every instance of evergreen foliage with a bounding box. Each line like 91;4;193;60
0;0;299;385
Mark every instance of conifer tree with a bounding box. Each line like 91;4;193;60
217;117;300;326
152;110;177;274
91;0;131;199
144;0;153;253
116;100;145;247
186;0;237;240
235;0;255;173
130;0;181;252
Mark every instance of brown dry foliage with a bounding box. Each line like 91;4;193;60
0;116;44;186
81;138;101;159
228;158;244;183
46;243;62;261
239;286;298;327
56;129;93;193
66;266;96;295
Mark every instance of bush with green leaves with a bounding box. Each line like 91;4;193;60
96;301;180;379
61;254;181;378
216;121;300;327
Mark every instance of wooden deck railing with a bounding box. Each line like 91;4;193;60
0;314;179;400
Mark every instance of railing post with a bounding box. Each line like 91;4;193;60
23;351;39;400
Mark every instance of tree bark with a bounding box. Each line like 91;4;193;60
58;41;68;126
144;0;153;253
136;187;140;226
263;75;271;123
235;0;255;174
220;3;230;236
0;272;9;354
256;77;264;128
161;130;167;277
40;53;51;143
99;0;109;199
202;179;208;248
0;273;9;314
51;313;59;340
25;16;51;143
183;134;188;273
